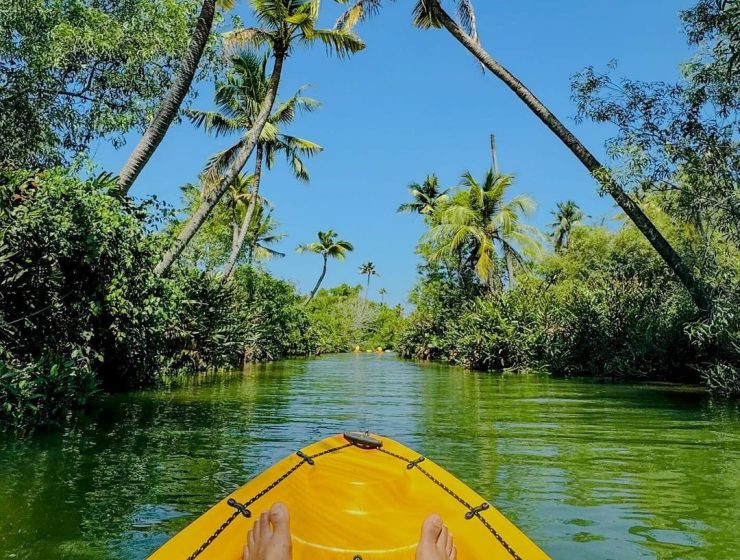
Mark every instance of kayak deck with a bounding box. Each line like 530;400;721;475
149;433;550;560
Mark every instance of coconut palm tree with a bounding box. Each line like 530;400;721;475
425;169;539;291
359;262;379;297
118;0;235;194
336;0;710;312
298;230;354;303
550;200;585;253
245;203;286;263
378;287;387;303
397;174;448;215
224;173;258;256
187;51;322;282
155;0;364;276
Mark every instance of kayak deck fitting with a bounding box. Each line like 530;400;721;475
149;433;550;560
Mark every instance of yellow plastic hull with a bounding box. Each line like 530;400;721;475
149;433;550;560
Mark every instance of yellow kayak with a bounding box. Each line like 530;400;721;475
149;433;550;560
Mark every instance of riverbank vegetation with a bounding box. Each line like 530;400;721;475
397;176;736;385
1;0;738;426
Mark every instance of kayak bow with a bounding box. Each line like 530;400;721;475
149;433;550;560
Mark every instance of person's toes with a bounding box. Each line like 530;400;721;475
269;502;290;537
420;514;444;545
450;544;457;560
259;512;271;539
446;532;454;557
248;526;256;550
436;524;449;552
243;543;249;560
252;517;261;542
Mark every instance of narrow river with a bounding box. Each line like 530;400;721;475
1;354;739;559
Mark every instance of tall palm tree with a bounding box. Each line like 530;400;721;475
550;200;585;253
298;230;354;303
188;51;322;282
397;174;448;215
378;287;387;303
359;262;379;296
426;169;539;291
336;0;710;312
155;0;364;276
118;0;234;194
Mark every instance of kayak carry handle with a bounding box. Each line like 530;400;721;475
343;431;383;449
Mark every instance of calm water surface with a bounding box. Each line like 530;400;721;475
1;354;739;559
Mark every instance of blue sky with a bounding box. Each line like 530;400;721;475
92;0;693;306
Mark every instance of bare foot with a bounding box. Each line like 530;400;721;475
416;514;457;560
243;502;292;560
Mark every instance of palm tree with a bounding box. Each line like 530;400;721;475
336;0;710;312
118;0;234;194
425;169;539;291
246;203;286;263
550;200;585;253
359;262;379;297
298;230;354;303
187;51;322;282
155;0;364;276
378;287;387;303
397;174;448;215
224;173;257;256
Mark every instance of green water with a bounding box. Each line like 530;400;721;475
1;354;739;559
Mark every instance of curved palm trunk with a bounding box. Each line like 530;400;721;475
118;0;216;194
154;51;286;276
305;256;328;304
221;143;264;282
429;2;711;314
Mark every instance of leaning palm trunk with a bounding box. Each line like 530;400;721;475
222;143;265;282
155;51;286;275
428;1;711;314
305;256;328;304
118;0;216;194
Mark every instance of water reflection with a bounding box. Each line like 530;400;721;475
0;354;739;559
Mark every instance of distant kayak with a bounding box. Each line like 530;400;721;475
149;433;550;559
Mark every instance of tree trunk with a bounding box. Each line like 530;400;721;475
305;256;328;304
231;218;240;254
154;51;286;275
505;249;515;289
221;143;264;283
118;0;216;194
429;2;711;314
490;133;498;173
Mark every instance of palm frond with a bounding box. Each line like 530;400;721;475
412;0;442;29
456;0;479;42
186;110;241;136
334;0;384;30
301;28;366;58
224;27;274;54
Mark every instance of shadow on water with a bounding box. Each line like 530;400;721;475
1;354;739;559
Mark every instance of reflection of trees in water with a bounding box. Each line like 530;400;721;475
2;362;740;559
0;365;299;559
417;372;740;559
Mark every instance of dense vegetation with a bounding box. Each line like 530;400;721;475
397;185;737;385
1;0;738;426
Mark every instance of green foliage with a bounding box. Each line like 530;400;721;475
0;0;214;168
0;355;98;425
0;168;316;425
230;266;315;361
400;217;733;384
0;169;175;391
306;285;405;352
